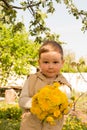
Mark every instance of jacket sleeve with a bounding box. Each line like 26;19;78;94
18;77;32;110
59;85;72;99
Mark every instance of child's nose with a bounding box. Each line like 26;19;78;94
49;63;53;68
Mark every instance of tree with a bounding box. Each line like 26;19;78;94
62;51;76;72
0;22;40;86
0;0;87;42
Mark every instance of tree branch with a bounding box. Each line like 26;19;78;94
1;0;10;8
1;0;41;10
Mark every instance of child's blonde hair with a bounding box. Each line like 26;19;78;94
39;40;63;59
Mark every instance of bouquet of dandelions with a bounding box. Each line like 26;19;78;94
30;82;72;125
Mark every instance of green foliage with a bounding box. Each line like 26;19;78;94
0;103;22;120
0;119;20;130
62;63;76;73
63;115;87;130
12;22;25;33
0;102;21;130
0;0;87;42
62;53;87;73
76;58;87;72
64;0;87;32
0;22;40;85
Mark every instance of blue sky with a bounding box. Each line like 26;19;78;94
16;0;87;60
45;1;87;60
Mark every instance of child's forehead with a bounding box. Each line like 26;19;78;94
40;51;62;59
39;44;62;58
43;44;51;48
42;45;55;51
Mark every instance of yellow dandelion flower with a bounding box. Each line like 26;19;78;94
53;82;60;88
53;110;60;117
63;108;69;115
30;82;72;125
38;111;48;120
58;114;63;119
46;116;55;125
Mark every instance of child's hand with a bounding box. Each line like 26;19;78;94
58;85;71;98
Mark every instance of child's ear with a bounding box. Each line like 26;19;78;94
62;59;65;64
61;59;65;68
38;59;41;67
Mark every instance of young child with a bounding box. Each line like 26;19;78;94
19;40;72;130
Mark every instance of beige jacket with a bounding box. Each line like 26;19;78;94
19;72;71;130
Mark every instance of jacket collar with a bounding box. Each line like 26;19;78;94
36;71;71;88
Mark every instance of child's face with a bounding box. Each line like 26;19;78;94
38;51;64;78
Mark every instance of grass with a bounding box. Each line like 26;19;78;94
0;92;87;130
0;119;21;130
0;101;22;130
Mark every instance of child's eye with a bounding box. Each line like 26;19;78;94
53;61;59;64
43;61;49;64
